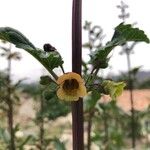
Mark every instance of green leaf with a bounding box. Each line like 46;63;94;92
102;80;126;100
0;27;63;73
89;40;116;68
18;135;33;149
84;90;101;112
112;23;150;43
53;138;66;150
90;23;149;69
0;27;36;49
129;66;142;76
39;89;70;120
40;75;54;85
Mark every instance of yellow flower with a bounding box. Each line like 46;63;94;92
56;72;87;101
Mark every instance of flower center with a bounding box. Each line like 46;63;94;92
63;79;79;91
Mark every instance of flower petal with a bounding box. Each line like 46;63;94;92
78;84;87;97
56;72;87;101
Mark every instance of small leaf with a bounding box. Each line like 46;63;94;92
129;66;142;75
102;80;126;100
40;75;53;85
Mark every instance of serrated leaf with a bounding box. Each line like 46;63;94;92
89;41;116;68
0;27;64;74
102;80;126;100
112;23;150;43
90;23;149;69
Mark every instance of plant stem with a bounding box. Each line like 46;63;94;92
60;65;65;74
7;44;15;150
85;67;96;86
87;110;94;150
103;107;108;143
125;45;136;148
39;95;44;150
71;0;83;149
117;3;136;147
49;70;58;80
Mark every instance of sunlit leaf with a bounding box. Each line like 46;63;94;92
102;80;126;100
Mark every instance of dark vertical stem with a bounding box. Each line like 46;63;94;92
103;107;108;143
145;121;150;149
7;44;15;150
126;48;136;148
39;96;44;150
72;0;83;150
87;111;94;150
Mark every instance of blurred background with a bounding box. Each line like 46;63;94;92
0;0;150;149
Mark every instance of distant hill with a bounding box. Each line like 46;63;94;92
136;71;150;82
108;71;150;82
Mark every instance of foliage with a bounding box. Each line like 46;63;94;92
0;8;150;149
52;138;66;150
82;20;150;149
89;23;149;69
37;91;70;121
102;80;126;100
138;79;150;89
0;27;63;76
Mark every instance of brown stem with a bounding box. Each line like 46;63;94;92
7;44;15;150
87;111;94;150
39;96;44;150
71;0;83;149
7;100;15;150
103;107;108;143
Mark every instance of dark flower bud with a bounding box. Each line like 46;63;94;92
43;43;56;52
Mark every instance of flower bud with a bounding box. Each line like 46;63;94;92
43;43;56;52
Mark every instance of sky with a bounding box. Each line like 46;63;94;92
0;0;150;82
